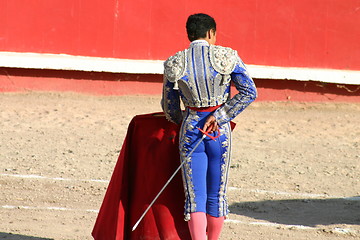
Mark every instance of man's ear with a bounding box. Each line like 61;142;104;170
206;30;211;39
208;29;216;39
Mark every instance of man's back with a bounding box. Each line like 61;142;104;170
164;40;238;108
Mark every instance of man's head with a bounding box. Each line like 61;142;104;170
186;13;216;44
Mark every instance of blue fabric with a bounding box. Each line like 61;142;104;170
213;64;258;126
162;41;257;220
179;109;231;218
162;41;257;126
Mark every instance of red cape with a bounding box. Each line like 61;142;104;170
92;112;191;240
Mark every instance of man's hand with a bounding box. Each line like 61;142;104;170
203;115;219;133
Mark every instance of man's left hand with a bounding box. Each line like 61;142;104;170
203;115;219;133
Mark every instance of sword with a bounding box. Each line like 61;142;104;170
132;128;220;231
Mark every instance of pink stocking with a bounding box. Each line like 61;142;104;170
188;212;207;240
206;214;224;240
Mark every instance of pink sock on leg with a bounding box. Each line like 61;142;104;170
188;212;207;240
206;214;224;240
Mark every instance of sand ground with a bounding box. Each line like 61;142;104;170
0;91;359;240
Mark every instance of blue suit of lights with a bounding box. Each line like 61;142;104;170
162;40;257;220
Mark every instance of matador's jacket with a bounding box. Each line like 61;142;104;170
161;40;257;221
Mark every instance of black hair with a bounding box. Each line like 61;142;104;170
186;13;216;42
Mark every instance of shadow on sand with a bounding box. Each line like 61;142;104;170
229;197;360;227
0;233;53;240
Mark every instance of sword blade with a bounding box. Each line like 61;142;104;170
132;134;206;231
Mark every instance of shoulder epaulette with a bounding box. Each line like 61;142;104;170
164;50;187;82
209;45;237;74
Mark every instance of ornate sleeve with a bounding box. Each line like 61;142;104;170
212;57;257;126
161;74;183;125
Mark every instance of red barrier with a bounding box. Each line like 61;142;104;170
1;0;359;70
1;68;359;102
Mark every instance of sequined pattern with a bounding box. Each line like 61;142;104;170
161;75;183;124
162;40;257;126
217;123;232;216
179;109;200;219
212;63;257;126
209;45;237;74
179;109;232;220
164;50;187;84
162;40;257;221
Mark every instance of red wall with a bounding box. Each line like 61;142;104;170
1;0;359;70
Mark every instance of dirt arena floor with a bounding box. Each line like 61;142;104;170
0;91;359;240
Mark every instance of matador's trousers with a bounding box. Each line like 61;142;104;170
179;107;232;221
